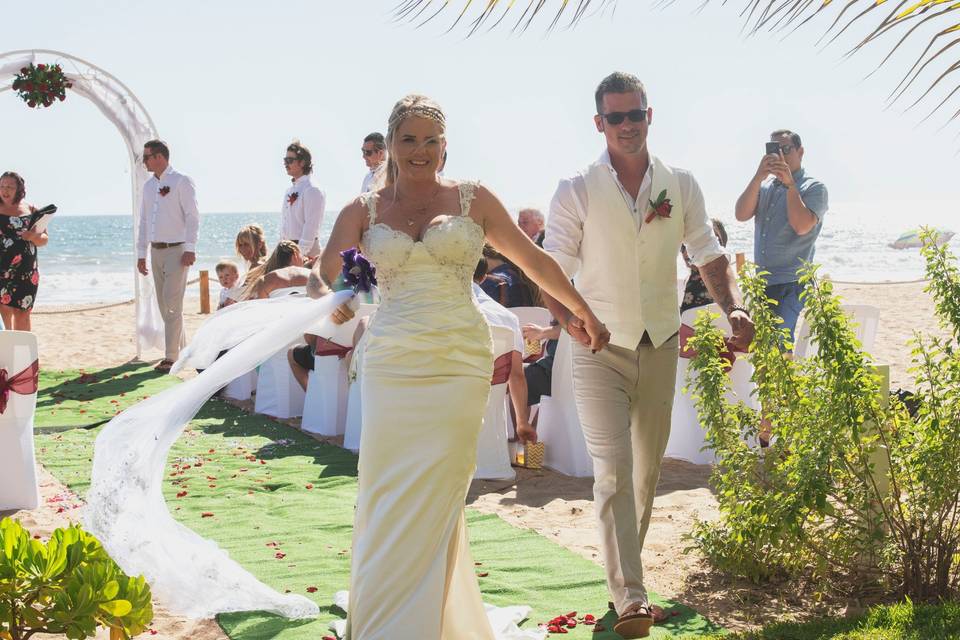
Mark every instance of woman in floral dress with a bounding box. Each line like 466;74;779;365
0;171;48;331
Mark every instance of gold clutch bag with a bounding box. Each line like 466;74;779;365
513;442;544;469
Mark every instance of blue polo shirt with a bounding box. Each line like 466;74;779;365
753;168;829;285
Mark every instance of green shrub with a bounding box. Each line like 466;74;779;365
686;228;960;601
0;517;153;640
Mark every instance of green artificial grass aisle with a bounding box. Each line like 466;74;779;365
36;369;724;639
36;363;181;430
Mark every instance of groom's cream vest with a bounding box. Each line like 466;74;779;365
578;155;683;349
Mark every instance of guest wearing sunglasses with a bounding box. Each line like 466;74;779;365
282;141;326;258
136;140;200;372
734;129;828;350
543;71;754;638
360;131;386;193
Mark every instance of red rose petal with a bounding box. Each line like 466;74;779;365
306;586;318;593
201;512;214;518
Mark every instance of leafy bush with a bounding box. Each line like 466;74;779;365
0;517;153;640
686;228;960;601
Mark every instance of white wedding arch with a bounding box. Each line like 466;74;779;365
0;49;162;357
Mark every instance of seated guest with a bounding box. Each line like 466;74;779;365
215;259;241;309
479;244;540;308
240;240;310;300
235;224;268;275
522;321;560;426
518;208;545;246
680;218;729;313
472;260;537;444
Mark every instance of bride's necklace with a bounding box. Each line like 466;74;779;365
395;184;441;226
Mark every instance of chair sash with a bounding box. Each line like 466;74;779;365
490;352;513;386
314;338;352;360
0;360;39;414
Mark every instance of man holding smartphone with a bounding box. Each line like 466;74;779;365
735;129;828;348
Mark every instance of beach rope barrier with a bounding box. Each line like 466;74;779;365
33;275;204;314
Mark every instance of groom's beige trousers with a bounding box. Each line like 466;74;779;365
150;244;189;361
571;334;679;614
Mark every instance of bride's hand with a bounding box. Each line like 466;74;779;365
568;312;610;353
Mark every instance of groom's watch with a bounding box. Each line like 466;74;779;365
728;304;750;318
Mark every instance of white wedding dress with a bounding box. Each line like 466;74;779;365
83;182;543;639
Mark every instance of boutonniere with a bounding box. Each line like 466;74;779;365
644;189;672;224
158;186;171;197
287;192;299;206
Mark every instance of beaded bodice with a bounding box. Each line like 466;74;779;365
360;182;485;301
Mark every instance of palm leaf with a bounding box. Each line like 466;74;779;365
395;0;960;126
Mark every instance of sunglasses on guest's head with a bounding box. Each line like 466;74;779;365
283;157;299;165
600;109;647;125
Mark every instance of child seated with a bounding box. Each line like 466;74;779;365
215;260;241;309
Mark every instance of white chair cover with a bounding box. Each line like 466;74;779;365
794;304;880;359
475;326;517;481
302;304;378;437
223;369;257;401
268;286;307;298
536;332;594;477
667;304;759;464
254;342;306;419
0;331;40;511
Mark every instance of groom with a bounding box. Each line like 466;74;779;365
544;72;754;638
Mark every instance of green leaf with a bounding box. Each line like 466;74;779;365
99;599;133;617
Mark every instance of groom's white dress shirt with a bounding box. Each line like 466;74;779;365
281;174;326;255
136;166;200;259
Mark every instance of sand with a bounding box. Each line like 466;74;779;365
13;281;946;638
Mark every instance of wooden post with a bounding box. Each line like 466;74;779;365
735;252;745;272
199;270;211;314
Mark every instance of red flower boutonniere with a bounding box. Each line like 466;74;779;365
158;186;171;197
644;189;673;224
287;192;299;206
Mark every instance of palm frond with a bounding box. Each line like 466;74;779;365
395;0;960;126
393;0;616;34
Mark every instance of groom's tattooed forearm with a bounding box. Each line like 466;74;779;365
307;268;331;299
699;255;741;315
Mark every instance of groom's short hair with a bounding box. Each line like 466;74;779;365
595;72;647;113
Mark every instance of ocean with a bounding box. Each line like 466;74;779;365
33;207;960;306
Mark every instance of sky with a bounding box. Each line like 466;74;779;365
2;1;957;221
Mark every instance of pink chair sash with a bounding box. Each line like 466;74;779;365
314;338;352;360
0;359;39;414
490;352;513;386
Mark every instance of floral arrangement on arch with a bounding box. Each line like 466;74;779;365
11;63;73;109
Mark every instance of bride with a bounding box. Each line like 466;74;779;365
309;94;608;639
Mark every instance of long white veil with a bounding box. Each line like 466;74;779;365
84;291;352;619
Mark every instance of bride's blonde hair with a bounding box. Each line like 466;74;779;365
383;94;446;188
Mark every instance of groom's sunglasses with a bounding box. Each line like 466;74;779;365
599;109;647;125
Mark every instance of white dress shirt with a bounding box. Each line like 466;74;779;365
136;166;200;259
281;175;326;254
546;150;724;276
361;169;377;193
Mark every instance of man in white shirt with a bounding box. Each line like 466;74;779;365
544;72;754;638
282;141;325;257
136;140;200;371
360;132;386;193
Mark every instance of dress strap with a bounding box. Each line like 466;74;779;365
457;180;480;217
360;191;378;225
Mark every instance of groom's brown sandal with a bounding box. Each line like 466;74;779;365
154;359;174;372
613;603;657;639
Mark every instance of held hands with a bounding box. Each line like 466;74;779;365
181;251;196;267
331;298;356;325
136;258;149;276
566;312;610;353
727;309;755;352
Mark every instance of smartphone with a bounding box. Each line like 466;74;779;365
765;142;781;156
